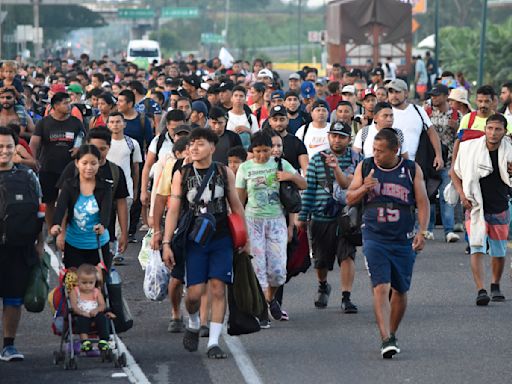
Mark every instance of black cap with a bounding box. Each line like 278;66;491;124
329;121;351;136
429;84;449;96
218;81;234;92
371;68;385;77
174;124;192;135
183;75;200;89
348;68;362;78
269;105;287;118
311;99;329;112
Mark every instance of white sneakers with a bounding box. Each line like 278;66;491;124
445;232;460;243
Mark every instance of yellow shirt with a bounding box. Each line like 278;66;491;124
156;157;177;197
458;112;512;133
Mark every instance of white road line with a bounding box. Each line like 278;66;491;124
45;244;151;384
222;329;264;384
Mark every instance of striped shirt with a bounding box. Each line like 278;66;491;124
298;147;361;222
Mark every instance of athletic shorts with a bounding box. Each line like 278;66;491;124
363;239;416;293
64;242;113;271
171;253;185;282
310;220;356;270
466;209;509;257
0;245;34;299
39;171;61;203
185;235;233;287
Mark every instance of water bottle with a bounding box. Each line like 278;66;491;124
37;203;46;219
108;267;122;285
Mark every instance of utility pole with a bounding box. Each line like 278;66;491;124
224;0;230;40
434;0;439;75
298;0;302;70
478;0;488;87
33;0;41;59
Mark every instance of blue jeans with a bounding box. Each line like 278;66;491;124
428;168;454;234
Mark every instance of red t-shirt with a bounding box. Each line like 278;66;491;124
18;138;32;155
326;94;343;113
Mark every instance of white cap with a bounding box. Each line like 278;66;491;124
257;68;274;79
200;82;210;91
341;85;355;94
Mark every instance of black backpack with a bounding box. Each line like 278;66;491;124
0;165;42;246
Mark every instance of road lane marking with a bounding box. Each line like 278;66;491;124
45;244;151;384
222;328;264;384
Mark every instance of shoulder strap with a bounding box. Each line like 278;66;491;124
215;162;229;196
108;161;120;195
277;157;283;171
125;135;135;166
323;157;333;193
192;164;216;205
361;157;374;179
361;125;370;155
302;123;310;142
468;111;477;129
139;112;146;146
412;104;428;131
244;108;253;126
155;132;167;162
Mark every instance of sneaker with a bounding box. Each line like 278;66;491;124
168;318;184;333
139;224;150;232
0;346;24;362
341;299;358;314
280;310;289;321
476;289;491;306
445;232;460;243
113;255;125;265
199;325;209;338
98;340;110;351
80;340;92;352
423;231;435;240
453;223;465;233
128;234;137;243
269;298;283;321
315;282;331;308
381;335;400;359
259;319;271;329
491;288;506;302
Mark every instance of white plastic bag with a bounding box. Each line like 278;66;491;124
137;229;153;270
143;250;170;301
443;181;459;206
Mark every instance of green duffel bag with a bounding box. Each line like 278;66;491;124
24;251;50;313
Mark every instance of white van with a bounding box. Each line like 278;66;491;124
126;40;161;69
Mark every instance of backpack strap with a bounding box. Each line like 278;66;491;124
155;132;167;163
215;162;229;197
138;112;147;148
412;104;428;131
301;123;311;142
125;135;135;166
108;161;120;196
468;111;477;129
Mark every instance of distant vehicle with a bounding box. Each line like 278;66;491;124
126;40;161;69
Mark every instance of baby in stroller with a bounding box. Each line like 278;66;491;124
69;264;110;352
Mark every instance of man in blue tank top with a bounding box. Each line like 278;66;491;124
347;128;430;359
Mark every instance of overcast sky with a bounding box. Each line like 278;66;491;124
280;0;327;8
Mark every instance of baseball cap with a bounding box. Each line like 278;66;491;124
191;100;208;117
315;78;326;86
183;75;200;89
371;68;385;77
174;124;191;135
218;81;234;92
289;73;301;81
200;82;210;91
101;81;112;89
269;105;287;118
341;85;355;94
67;83;83;94
50;84;66;93
257;68;273;79
361;89;376;99
271;90;285;100
385;79;408;92
301;81;316;99
311;99;329;112
329;121;351;136
347;68;362;78
429;84;449;96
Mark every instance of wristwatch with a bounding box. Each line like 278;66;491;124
420;231;429;238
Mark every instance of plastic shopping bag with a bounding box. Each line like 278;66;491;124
137;229;153;270
143;250;170;301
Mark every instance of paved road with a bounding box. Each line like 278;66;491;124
3;227;512;384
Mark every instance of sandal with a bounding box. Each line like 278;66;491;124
207;345;228;359
182;329;199;352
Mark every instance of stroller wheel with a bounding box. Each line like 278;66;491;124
65;357;78;370
53;351;61;365
100;350;108;363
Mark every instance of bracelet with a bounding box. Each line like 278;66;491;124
153;231;161;235
162;240;171;245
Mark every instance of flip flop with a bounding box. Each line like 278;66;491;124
182;329;199;352
207;345;228;359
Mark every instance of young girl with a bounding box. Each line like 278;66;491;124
236;131;306;327
69;264;110;352
50;144;113;269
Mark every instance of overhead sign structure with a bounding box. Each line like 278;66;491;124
201;33;225;44
161;7;199;19
118;8;155;19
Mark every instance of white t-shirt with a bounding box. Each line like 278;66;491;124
392;104;432;160
107;136;142;198
353;123;406;158
226;110;259;134
148;132;175;179
295;123;330;158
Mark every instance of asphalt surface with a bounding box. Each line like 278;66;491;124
2;227;512;384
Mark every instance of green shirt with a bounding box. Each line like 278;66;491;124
236;157;296;218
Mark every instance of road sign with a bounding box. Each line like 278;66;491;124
308;30;326;43
161;7;199;19
118;8;155;19
201;33;225;44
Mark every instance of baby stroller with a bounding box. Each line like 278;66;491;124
48;242;127;370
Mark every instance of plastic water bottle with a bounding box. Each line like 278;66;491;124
109;267;122;285
37;203;46;219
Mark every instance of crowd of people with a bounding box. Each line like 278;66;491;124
1;51;512;362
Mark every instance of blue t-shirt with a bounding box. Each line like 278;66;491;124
66;194;110;249
123;113;153;153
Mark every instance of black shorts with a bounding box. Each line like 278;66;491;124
0;245;34;298
39;171;61;203
64;242;113;272
310;220;356;270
